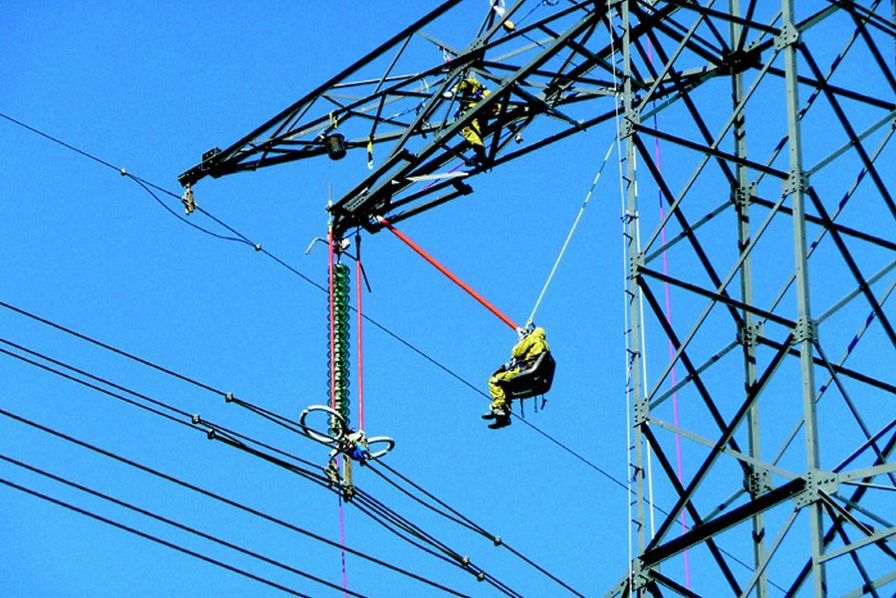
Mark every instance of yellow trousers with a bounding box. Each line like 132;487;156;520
462;119;484;147
488;367;520;410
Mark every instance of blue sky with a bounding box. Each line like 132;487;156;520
3;2;894;597
1;3;633;596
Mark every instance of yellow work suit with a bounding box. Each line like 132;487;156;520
488;327;549;411
455;78;490;150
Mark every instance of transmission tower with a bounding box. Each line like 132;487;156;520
179;1;896;595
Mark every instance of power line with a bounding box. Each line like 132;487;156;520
0;113;618;487
0;406;470;596
0;453;365;597
0;294;624;497
1;110;654;589
0;344;194;429
0;111;251;246
0;476;316;598
0;299;226;396
0;319;637;595
0;331;527;594
0;304;775;589
0;338;560;595
0;334;484;589
201;420;519;594
368;460;588;597
0;333;329;479
0;339;335;492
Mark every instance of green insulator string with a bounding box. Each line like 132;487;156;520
328;262;351;434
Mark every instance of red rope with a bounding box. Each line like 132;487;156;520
356;251;365;431
378;217;519;331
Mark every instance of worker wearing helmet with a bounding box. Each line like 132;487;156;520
453;77;490;164
483;326;549;429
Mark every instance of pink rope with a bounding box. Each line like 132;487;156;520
329;231;349;595
356;256;365;431
650;40;690;589
338;495;348;596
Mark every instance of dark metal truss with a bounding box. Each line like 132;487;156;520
178;1;896;596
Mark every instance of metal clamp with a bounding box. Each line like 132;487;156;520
299;404;395;463
181;184;197;216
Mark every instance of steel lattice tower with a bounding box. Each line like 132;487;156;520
180;2;896;595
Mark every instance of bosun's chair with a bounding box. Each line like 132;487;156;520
499;351;556;402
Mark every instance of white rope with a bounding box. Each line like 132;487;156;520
524;139;616;329
605;4;634;589
635;149;656;540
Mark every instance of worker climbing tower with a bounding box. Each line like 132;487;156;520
180;1;896;595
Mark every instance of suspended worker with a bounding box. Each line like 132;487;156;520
451;76;491;165
483;325;550;429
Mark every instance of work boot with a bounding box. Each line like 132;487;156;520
488;413;511;429
481;407;503;420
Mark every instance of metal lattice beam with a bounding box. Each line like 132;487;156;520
178;1;896;595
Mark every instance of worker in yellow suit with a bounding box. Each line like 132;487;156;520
453;77;490;164
483;326;549;429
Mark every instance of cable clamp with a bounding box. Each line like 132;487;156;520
324;459;341;487
181;183;197;216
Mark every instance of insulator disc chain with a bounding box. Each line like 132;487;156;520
328;262;351;434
